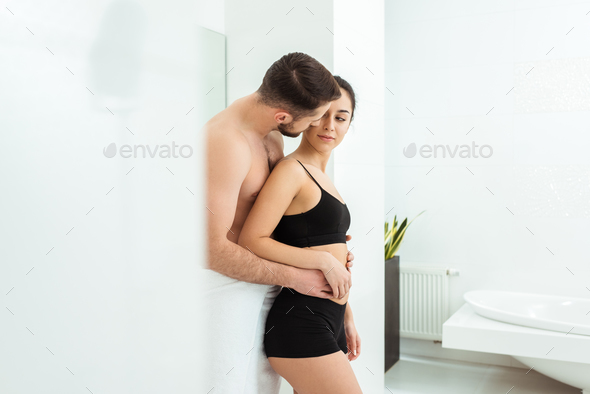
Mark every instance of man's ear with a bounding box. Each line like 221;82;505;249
274;111;292;125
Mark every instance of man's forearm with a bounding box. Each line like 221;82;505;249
207;237;299;287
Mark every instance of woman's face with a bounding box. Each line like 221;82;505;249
303;88;353;152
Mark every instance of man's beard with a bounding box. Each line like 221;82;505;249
277;121;307;138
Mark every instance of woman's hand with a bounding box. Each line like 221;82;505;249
344;319;361;361
320;252;351;299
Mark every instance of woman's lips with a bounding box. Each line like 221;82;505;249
318;135;334;142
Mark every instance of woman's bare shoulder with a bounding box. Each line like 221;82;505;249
265;157;307;188
272;156;303;173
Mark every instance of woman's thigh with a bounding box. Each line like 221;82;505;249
269;351;362;394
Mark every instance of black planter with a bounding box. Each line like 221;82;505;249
385;255;400;372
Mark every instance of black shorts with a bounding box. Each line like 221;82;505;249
264;287;348;358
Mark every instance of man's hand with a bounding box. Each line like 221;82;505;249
346;234;354;272
290;269;333;299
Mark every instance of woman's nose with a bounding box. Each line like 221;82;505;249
324;118;335;131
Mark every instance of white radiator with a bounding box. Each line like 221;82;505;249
399;264;459;341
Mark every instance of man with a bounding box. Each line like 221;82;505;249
203;52;355;393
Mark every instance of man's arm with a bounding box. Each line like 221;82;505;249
206;128;287;284
205;127;333;297
208;228;297;287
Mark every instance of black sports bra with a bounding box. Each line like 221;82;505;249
272;159;351;248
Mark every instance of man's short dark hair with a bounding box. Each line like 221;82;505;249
256;52;342;121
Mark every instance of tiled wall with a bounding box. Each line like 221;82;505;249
385;0;590;363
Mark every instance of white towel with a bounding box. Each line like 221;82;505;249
244;284;282;394
203;268;281;394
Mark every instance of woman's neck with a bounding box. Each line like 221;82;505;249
289;143;331;173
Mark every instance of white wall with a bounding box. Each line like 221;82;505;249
334;0;386;391
196;0;225;34
225;0;334;143
224;0;385;392
385;0;590;365
0;1;220;392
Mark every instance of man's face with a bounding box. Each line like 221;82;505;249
277;102;332;138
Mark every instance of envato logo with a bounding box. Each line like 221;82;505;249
103;142;193;158
403;142;493;159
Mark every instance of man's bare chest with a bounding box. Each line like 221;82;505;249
241;137;283;201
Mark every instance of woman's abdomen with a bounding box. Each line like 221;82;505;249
309;243;350;305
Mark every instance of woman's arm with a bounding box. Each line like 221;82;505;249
344;303;361;361
238;158;351;298
238;158;333;272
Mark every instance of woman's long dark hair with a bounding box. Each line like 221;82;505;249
333;75;356;122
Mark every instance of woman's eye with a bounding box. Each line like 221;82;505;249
337;117;345;121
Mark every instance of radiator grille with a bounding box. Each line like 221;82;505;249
400;265;451;340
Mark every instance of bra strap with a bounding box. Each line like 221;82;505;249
296;159;322;189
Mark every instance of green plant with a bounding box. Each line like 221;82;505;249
384;210;425;260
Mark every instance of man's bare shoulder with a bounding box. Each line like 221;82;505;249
204;112;244;140
204;113;251;158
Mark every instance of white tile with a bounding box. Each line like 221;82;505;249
446;64;514;117
384;354;580;394
385;355;494;394
385;68;453;119
511;164;590;221
385;354;581;393
385;114;513;167
385;64;513;121
386;19;453;71
386;10;514;72
384;164;559;267
400;337;517;368
386;0;454;25
447;12;514;68
515;0;590;11
386;0;514;24
514;3;590;63
449;0;514;19
514;57;590;113
513;112;590;166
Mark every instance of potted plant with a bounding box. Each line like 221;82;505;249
384;210;425;372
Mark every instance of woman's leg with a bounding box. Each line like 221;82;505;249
269;351;362;394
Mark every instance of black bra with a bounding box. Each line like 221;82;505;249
272;159;351;248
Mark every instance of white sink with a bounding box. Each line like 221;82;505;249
463;290;590;336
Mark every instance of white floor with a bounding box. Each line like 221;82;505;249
384;354;582;394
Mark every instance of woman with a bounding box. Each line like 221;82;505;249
238;76;362;394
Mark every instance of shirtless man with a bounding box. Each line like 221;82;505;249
203;52;355;393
